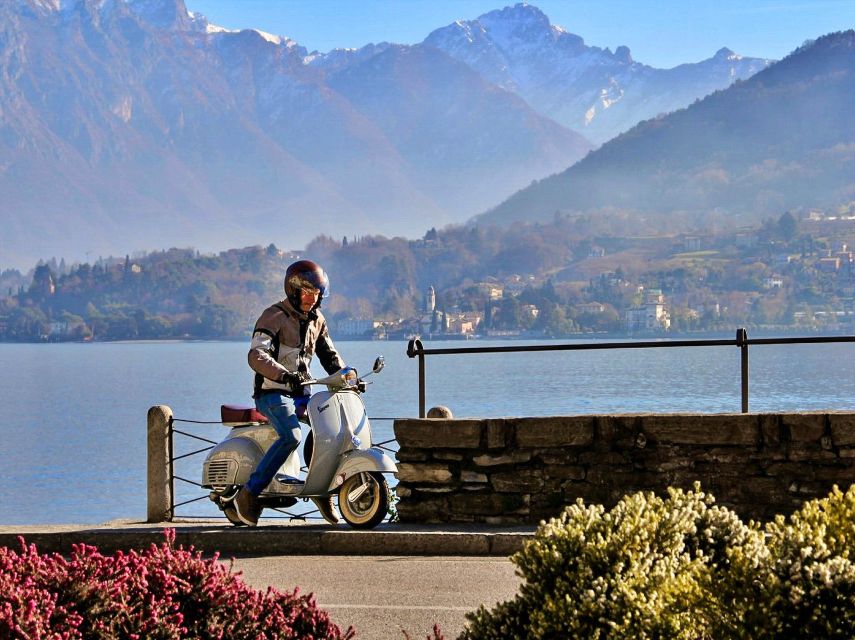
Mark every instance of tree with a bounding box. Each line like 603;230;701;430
778;211;798;242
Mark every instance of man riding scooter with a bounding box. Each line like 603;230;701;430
232;259;352;527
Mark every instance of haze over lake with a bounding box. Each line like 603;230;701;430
2;338;855;525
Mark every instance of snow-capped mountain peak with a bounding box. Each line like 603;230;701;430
424;3;772;143
714;47;741;61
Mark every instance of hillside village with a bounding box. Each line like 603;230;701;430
2;207;854;342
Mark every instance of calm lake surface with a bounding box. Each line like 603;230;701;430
2;338;855;525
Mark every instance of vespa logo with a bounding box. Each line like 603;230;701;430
318;403;331;414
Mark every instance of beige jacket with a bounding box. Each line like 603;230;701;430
248;298;345;397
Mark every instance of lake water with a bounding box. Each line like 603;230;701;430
2;338;855;525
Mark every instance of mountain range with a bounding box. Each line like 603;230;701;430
479;30;855;231
1;0;773;268
423;4;770;145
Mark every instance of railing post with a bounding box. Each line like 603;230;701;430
147;405;174;522
407;338;426;418
736;328;749;413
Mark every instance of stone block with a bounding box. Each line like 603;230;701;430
692;462;762;477
473;451;531;466
759;414;784;450
737;477;790;503
434;452;465;461
765;462;816;479
579;451;629;466
394;419;482;449
396;499;447;523
829;414;855;446
536;450;578;465
461;470;488;483
492;470;544;493
545;466;586;481
811;466;855;484
450;492;526;516
782;413;827;443
595;415;640;447
395;451;431;462
563;482;608;506
486;419;511;449
515;416;594;448
642;414;759;446
472;453;513;466
788;447;838;463
395;462;453;484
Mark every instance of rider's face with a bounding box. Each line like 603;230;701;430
299;286;320;312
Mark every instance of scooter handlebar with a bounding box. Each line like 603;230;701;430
301;366;364;390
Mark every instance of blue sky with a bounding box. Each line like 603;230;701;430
184;0;855;68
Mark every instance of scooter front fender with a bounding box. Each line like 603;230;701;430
329;448;397;492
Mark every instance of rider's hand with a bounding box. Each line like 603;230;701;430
342;367;358;386
281;370;311;388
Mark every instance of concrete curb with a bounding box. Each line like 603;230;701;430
0;521;536;557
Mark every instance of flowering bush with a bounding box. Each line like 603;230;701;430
459;484;855;640
751;484;855;639
0;529;354;639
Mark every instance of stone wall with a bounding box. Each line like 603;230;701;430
392;413;855;524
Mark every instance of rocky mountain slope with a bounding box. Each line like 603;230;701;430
476;31;855;231
423;3;771;144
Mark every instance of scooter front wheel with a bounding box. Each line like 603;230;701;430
338;471;389;529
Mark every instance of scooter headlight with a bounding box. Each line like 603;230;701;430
342;367;358;387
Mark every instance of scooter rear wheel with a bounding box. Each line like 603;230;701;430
338;471;389;529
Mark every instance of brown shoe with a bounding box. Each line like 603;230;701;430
233;487;262;527
311;496;340;524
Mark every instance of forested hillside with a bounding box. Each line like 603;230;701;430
3;210;855;341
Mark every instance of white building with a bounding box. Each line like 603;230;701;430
626;289;670;332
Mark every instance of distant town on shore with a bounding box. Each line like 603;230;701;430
2;207;854;343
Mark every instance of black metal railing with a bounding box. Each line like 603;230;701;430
166;416;399;522
406;329;855;417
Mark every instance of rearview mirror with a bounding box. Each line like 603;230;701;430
372;356;385;373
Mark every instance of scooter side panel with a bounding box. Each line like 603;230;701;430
327;448;397;492
222;420;300;482
202;436;264;488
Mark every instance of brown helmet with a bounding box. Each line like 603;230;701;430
284;260;329;310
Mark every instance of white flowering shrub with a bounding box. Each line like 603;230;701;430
755;485;855;639
459;484;855;640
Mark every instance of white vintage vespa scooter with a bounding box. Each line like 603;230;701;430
201;357;396;529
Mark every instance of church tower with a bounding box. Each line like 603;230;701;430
425;285;436;313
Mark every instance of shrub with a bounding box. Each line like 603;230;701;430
460;484;855;640
0;529;354;639
753;485;855;639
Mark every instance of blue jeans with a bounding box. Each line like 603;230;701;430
246;392;302;496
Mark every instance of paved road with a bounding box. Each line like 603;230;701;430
230;555;522;639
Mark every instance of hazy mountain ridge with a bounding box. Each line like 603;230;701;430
0;0;591;268
0;0;790;269
478;31;855;230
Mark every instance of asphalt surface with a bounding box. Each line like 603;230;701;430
232;554;522;639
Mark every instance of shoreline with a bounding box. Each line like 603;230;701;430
2;326;854;346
